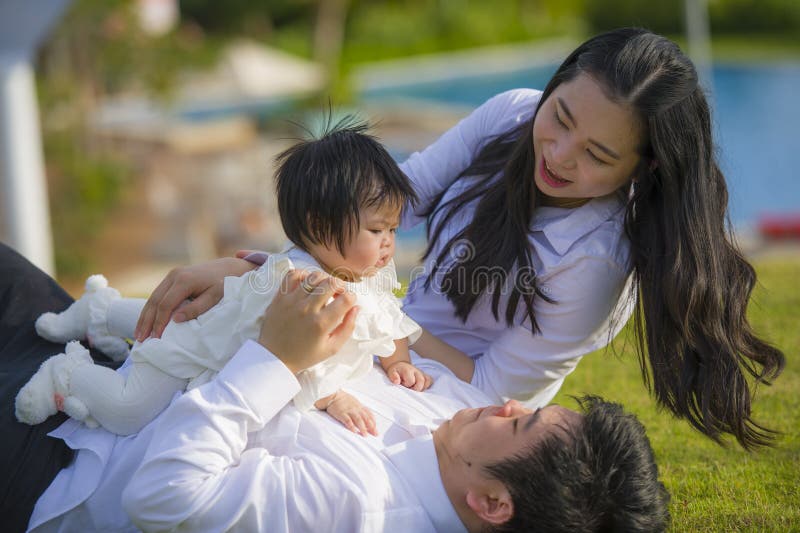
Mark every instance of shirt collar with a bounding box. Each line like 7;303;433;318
382;435;468;533
530;191;626;256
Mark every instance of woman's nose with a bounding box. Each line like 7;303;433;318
550;139;577;169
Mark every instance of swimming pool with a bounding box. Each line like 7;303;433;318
361;61;800;232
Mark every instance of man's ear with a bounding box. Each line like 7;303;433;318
465;484;514;526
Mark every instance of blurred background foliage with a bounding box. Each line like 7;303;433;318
37;0;800;276
586;0;800;35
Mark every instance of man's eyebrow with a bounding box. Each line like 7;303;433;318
524;408;542;432
557;98;621;160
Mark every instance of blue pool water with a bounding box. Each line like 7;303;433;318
362;62;800;232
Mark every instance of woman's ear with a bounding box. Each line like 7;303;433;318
465;485;514;526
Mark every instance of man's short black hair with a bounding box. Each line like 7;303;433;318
485;396;670;533
274;116;417;255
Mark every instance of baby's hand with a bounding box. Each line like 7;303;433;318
317;391;377;437
385;361;433;392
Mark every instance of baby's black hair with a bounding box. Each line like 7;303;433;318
275;116;416;255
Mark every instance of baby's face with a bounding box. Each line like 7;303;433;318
308;203;400;281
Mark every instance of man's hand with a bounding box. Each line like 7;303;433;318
385;361;433;392
135;258;257;341
258;271;359;374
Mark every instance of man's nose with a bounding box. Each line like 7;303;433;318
486;400;521;418
501;399;530;416
506;399;522;409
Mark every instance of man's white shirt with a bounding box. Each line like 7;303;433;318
29;341;482;532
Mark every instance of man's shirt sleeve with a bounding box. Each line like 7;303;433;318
122;340;364;532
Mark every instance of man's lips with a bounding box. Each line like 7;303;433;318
540;158;571;188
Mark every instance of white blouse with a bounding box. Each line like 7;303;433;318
399;89;635;407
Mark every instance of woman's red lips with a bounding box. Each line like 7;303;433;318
540;158;571;188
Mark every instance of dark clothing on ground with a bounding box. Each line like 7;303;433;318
0;243;120;532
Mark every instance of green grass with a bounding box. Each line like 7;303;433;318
551;257;800;531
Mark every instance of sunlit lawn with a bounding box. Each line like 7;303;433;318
552;257;800;531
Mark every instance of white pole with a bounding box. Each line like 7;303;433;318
684;0;714;93
0;51;55;275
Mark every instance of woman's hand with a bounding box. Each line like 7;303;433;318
234;250;260;259
258;270;359;374
135;257;257;341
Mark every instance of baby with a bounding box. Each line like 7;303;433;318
16;119;437;436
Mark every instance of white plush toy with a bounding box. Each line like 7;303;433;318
15;340;98;428
35;274;129;361
16;274;129;428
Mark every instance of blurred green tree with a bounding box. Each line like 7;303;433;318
710;0;800;34
582;0;799;36
583;0;683;34
38;0;218;277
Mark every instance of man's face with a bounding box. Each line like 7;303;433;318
434;400;581;475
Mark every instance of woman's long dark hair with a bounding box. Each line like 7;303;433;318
422;27;785;449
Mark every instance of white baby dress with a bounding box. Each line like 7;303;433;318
131;247;421;410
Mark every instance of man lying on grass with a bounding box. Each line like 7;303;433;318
3;243;669;532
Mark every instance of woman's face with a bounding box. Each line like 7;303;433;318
532;72;644;202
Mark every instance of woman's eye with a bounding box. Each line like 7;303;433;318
554;109;567;129
587;150;608;165
390;228;397;234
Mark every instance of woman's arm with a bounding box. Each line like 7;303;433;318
400;89;541;229
472;256;633;407
411;329;475;383
134;257;258;341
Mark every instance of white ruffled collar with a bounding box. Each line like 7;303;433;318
277;247;411;357
283;246;400;297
